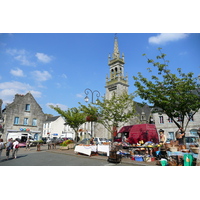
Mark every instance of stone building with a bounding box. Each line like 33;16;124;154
1;92;46;141
153;110;200;140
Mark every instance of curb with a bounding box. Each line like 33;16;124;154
47;149;158;166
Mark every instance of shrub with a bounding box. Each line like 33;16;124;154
60;140;73;146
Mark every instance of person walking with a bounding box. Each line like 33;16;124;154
26;138;30;150
6;139;13;160
12;138;19;159
0;138;5;161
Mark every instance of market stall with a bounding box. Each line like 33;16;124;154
156;141;199;166
97;144;110;156
74;145;97;156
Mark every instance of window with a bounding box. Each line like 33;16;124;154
177;115;182;122
14;117;19;125
188;113;194;121
24;118;28;125
168;118;173;123
32;118;37;126
190;129;198;136
159;116;164;124
25;104;30;111
168;132;175;140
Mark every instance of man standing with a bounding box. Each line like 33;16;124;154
12;138;19;159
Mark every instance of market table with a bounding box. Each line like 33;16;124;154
166;151;198;159
74;145;97;156
125;146;156;156
97;144;110;156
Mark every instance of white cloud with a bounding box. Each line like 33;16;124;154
6;49;26;56
35;53;53;63
10;68;25;77
61;74;67;79
148;33;189;45
46;103;68;111
179;51;188;56
31;70;52;82
29;90;42;98
0;81;32;90
0;81;41;104
76;93;84;98
6;48;35;66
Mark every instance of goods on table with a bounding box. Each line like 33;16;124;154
181;149;190;153
190;147;199;154
169;147;178;152
102;142;110;145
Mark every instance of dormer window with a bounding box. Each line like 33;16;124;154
25;104;30;111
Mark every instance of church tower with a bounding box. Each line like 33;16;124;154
105;35;129;100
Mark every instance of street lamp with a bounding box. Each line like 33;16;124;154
84;88;101;138
84;88;100;104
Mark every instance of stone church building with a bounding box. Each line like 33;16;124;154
79;36;153;139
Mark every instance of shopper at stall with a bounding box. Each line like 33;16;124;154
0;138;5;161
90;137;94;145
176;127;185;145
159;129;166;144
197;128;200;140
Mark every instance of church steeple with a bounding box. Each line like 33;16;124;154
105;35;129;100
113;35;120;59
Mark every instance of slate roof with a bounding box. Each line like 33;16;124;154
45;116;60;122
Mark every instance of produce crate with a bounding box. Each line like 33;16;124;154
134;156;144;162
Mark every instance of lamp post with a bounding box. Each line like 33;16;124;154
84;88;100;138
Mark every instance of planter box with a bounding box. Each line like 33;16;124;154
68;143;75;149
60;146;69;150
59;143;75;150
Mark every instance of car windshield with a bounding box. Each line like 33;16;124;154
185;137;198;143
100;138;107;141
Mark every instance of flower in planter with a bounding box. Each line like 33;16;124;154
60;140;73;146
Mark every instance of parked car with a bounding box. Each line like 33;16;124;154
184;136;199;148
77;138;90;145
94;137;108;144
51;138;63;145
42;137;47;144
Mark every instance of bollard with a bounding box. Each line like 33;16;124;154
37;144;41;151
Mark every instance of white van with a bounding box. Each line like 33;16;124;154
6;132;34;142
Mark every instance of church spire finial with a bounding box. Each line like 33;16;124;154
113;34;120;59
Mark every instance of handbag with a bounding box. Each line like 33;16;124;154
15;145;19;149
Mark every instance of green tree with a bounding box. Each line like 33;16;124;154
49;105;86;143
94;92;137;141
133;48;200;131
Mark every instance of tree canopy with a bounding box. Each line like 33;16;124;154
49;105;86;142
93;92;137;140
133;48;200;130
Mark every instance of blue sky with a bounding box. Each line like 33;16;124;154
0;33;200;115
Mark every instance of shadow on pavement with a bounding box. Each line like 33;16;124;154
0;155;28;163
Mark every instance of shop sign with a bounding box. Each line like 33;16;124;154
20;128;30;132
